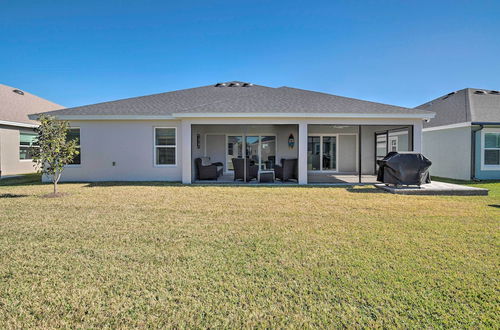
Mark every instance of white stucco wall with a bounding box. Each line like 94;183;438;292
422;126;471;180
56;120;183;182
0;125;38;176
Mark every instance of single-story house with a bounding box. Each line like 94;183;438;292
33;81;434;184
418;88;500;181
0;84;63;176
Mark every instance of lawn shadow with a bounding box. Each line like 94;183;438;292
488;204;500;209
346;187;386;194
82;181;368;189
0;193;29;198
84;181;183;188
0;173;43;187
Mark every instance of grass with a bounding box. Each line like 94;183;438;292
0;174;499;327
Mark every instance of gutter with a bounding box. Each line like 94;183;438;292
471;122;500;126
0;120;38;128
29;112;435;121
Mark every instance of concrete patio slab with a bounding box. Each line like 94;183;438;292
374;181;488;196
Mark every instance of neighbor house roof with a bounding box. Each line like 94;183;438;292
0;84;64;127
417;88;500;128
35;82;434;120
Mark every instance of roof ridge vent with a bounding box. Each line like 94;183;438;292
215;81;253;87
474;90;487;95
489;90;499;95
12;89;24;95
442;91;456;100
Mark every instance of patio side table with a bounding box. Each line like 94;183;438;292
259;170;275;183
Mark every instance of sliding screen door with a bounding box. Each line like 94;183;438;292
260;136;276;169
322;136;336;171
227;136;243;170
308;136;321;170
308;136;337;171
245;136;260;166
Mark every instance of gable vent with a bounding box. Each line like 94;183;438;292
12;89;24;95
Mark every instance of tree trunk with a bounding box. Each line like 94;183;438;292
53;170;60;195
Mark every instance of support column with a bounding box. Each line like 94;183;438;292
181;120;192;184
298;123;308;185
413;121;423;153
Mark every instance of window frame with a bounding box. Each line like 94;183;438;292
19;130;39;161
66;127;81;167
481;128;500;170
154;127;177;167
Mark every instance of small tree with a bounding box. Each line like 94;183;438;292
33;115;79;195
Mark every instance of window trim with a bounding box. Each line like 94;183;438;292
481;128;500;171
66;127;81;167
154;127;177;167
19;130;38;161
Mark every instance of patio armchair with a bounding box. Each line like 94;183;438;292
195;157;223;180
275;158;298;182
232;158;258;182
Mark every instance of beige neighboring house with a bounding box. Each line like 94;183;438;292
0;84;63;176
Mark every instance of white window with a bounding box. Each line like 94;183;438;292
67;128;81;165
19;132;38;160
155;127;176;166
482;130;500;169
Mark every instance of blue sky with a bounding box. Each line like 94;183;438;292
1;0;499;108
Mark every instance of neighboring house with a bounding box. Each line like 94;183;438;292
33;81;434;184
418;88;500;181
0;84;63;176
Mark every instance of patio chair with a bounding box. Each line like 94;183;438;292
232;158;258;182
275;158;298;182
195;157;223;180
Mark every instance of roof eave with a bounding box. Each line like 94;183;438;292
30;112;435;121
0;120;38;128
172;112;435;119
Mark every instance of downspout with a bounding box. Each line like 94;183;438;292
470;124;484;181
0;129;2;177
358;125;362;183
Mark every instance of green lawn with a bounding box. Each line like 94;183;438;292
0;175;499;328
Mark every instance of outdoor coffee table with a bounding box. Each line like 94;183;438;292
258;170;275;183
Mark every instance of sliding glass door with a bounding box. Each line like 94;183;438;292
227;135;276;171
307;135;337;171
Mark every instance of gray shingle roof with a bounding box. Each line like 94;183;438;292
38;82;432;118
417;88;500;127
0;84;63;125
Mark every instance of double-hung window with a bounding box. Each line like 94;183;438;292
67;128;81;165
483;131;500;168
19;132;38;160
155;128;176;165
